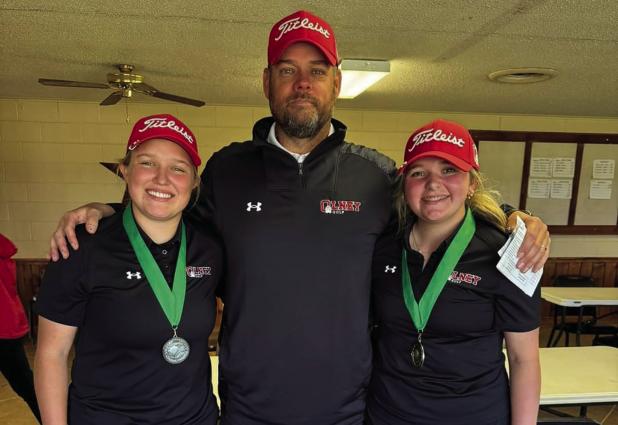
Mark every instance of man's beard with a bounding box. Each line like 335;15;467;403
271;93;333;139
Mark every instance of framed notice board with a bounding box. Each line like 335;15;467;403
471;130;618;235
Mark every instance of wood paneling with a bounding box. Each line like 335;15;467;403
15;259;49;338
540;257;618;318
15;259;48;307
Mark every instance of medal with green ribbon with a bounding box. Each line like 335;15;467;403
401;208;476;367
122;203;190;365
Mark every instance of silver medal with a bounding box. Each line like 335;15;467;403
162;336;190;364
411;334;425;368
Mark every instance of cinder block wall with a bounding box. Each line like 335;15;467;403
1;99;617;258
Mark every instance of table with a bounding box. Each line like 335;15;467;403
536;346;618;406
210;355;219;405
541;287;618;308
541;287;618;346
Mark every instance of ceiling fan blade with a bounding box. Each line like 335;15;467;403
100;91;123;106
127;82;204;107
150;91;205;107
132;82;157;95
38;78;109;89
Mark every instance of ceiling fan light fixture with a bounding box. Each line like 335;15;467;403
339;59;390;99
488;67;558;84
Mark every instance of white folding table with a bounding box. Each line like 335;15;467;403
541;287;618;346
536;346;618;406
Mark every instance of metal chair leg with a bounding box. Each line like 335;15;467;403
576;307;584;346
546;309;559;347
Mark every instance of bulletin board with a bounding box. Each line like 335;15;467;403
472;130;618;235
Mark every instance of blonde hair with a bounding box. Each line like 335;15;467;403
395;169;507;232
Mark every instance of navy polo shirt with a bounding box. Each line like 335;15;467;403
37;212;222;425
367;215;540;425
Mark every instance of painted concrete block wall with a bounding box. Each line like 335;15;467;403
1;98;616;258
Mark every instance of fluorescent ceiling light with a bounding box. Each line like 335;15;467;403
339;59;390;99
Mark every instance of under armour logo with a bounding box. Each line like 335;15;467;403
246;202;262;212
126;271;142;279
384;265;397;273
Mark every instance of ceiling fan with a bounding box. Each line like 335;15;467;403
38;64;205;107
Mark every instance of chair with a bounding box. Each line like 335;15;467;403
592;309;618;347
546;275;618;347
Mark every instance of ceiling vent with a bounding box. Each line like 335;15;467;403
488;67;558;84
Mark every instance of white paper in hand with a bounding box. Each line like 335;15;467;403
496;216;542;297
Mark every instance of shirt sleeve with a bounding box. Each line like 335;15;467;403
35;236;90;327
493;274;541;332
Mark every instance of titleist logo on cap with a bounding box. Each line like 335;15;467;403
137;117;194;145
408;128;466;152
274;17;330;41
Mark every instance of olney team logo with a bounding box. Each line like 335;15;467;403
448;270;481;286
320;199;362;215
186;266;212;278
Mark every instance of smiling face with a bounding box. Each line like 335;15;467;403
404;157;476;227
263;42;341;139
119;138;198;227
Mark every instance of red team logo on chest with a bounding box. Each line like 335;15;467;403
319;200;362;215
449;271;481;286
186;266;212;278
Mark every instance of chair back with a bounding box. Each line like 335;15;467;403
552;275;595;287
552;275;597;319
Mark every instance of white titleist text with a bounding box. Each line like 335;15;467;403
275;17;330;41
137;118;194;145
409;128;465;152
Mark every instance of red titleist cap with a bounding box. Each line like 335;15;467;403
127;114;201;166
399;119;479;174
268;10;338;66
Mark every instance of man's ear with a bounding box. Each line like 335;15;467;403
263;67;271;100
334;67;342;97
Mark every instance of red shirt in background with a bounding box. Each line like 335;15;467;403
0;233;29;339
